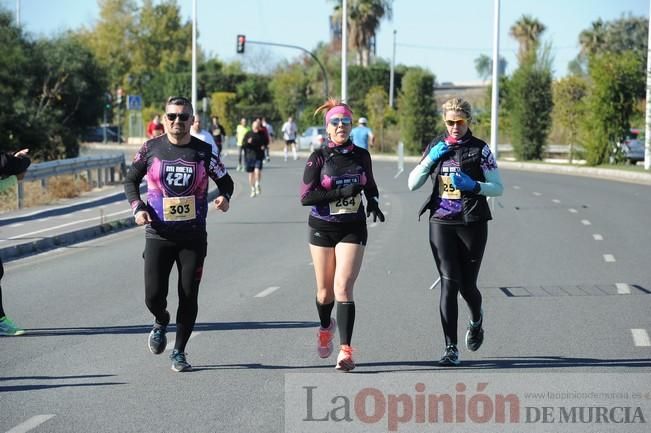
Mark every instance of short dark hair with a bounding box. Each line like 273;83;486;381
166;96;193;115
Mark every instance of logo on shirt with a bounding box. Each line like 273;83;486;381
162;159;197;196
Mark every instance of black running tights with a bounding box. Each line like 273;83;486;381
144;237;207;352
429;221;487;346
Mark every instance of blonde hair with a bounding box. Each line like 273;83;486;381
441;97;472;121
314;98;353;118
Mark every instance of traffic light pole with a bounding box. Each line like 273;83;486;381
245;39;329;99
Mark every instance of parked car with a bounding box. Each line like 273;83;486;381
621;128;644;164
297;126;326;151
81;125;123;143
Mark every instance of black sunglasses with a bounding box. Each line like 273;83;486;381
166;113;191;122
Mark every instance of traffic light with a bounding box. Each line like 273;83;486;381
236;34;246;54
104;92;112;110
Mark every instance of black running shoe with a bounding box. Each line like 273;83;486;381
438;344;460;366
465;313;484;352
170;350;191;372
148;325;167;354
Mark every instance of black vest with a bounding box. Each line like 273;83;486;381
418;134;493;224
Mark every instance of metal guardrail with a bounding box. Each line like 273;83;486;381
15;154;126;209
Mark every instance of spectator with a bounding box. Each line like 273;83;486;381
350;117;375;150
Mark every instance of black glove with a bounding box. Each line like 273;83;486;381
337;183;363;198
366;196;385;222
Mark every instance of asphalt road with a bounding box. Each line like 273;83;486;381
1;158;650;433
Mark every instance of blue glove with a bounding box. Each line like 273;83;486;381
427;142;452;163
451;171;479;192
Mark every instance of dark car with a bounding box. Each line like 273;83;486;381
81;126;123;143
621;129;644;164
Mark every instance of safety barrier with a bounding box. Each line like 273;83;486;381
15;154;126;208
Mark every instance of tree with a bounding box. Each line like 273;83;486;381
507;46;554;160
210;92;237;135
269;65;310;121
552;76;588;163
364;85;388;152
398;68;438;154
579;52;641;165
509;15;546;63
329;0;393;67
474;54;507;81
578;19;607;58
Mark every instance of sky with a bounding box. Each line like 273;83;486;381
2;0;649;84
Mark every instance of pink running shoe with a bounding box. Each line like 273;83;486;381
317;318;336;358
335;345;355;372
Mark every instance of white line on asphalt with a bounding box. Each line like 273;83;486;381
7;209;131;240
255;286;280;298
568;208;578;213
603;254;616;262
513;185;521;190
581;219;591;225
80;208;93;213
6;415;56;433
616;283;631;294
165;332;201;352
593;234;603;241
631;329;651;347
8;222;24;227
385;202;391;206
552;199;561;204
368;222;379;228
533;192;542;196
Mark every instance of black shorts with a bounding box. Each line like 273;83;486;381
285;139;296;145
308;218;367;247
245;157;263;172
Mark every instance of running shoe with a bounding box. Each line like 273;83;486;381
148;325;167;354
317;318;336;358
170;350;192;372
465;312;484;352
255;183;261;195
335;345;355;372
0;316;25;336
438;344;460;366
250;187;257;198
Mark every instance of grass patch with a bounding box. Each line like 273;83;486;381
0;174;91;214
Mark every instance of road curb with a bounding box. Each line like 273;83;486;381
0;217;137;262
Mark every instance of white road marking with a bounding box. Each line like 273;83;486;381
513;185;521;190
616;283;631;294
255;286;280;298
581;219;591;226
80;208;93;213
368;222;379;228
8;222;24;227
603;254;616;262
631;329;651;347
552;199;561;204
6;415;56;433
533;192;542;196
568;208;578;213
165;332;201;352
6;209;131;240
593;234;603;241
385;202;391;206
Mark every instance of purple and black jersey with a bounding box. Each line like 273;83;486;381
124;134;234;240
300;143;379;223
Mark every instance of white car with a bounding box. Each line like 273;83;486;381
297;126;326;151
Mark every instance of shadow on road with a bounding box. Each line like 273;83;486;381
0;374;125;392
14;320;318;337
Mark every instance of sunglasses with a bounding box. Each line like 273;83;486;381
445;119;467;127
166;113;191;122
329;117;353;127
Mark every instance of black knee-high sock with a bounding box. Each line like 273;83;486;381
336;301;355;346
316;299;335;328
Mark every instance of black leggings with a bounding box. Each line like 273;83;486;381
429;221;487;346
144;237;207;352
0;259;5;318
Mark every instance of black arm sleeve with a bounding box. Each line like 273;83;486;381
123;145;148;214
301;188;348;206
0;152;31;177
214;172;234;201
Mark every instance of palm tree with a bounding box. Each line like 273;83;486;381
578;19;607;58
329;0;393;67
509;15;546;63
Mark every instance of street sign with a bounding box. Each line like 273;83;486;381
127;95;143;111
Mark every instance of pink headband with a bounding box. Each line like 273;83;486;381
325;105;353;125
